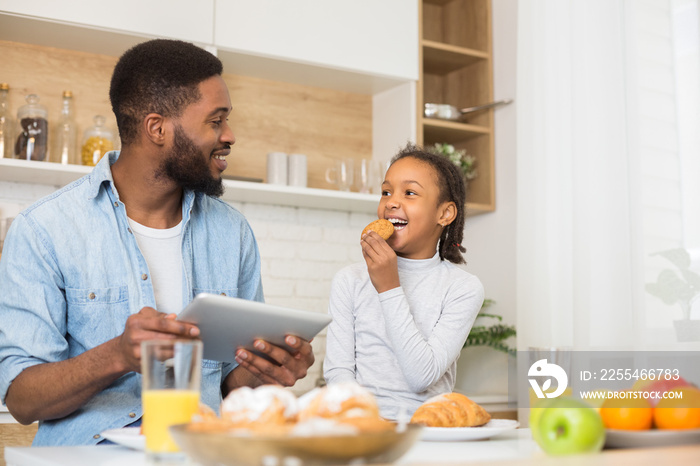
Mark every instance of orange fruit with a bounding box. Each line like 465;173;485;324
653;387;700;430
599;396;653;430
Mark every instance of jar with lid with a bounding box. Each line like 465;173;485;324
14;93;49;161
50;90;79;165
0;83;14;159
81;115;115;166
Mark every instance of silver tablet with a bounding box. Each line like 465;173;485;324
177;293;332;363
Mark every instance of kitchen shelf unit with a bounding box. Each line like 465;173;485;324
0;158;380;214
419;0;495;214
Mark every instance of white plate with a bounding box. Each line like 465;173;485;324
605;428;700;449
100;427;144;451
420;419;519;442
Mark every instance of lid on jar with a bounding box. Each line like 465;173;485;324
83;115;115;140
0;83;9;91
62;90;73;98
17;94;48;120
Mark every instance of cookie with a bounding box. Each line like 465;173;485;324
361;219;394;240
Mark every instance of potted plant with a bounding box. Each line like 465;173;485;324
645;248;700;342
464;299;516;356
428;143;478;188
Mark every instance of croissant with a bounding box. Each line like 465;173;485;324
410;392;491;427
298;382;381;421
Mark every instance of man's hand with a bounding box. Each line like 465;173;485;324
361;231;400;293
5;307;200;424
231;335;315;387
115;307;200;373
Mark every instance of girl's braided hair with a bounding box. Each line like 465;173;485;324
390;143;467;264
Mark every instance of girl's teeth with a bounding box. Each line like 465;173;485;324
388;219;407;231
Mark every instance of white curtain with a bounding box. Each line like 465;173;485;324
515;0;700;350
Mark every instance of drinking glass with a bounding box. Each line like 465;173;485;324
325;158;354;192
288;153;308;187
527;346;573;405
141;340;202;462
266;152;288;185
355;159;382;194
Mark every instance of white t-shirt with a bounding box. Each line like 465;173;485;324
127;217;183;315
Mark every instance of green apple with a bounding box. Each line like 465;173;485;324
533;397;605;456
529;398;555;445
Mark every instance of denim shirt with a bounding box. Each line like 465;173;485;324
0;151;264;446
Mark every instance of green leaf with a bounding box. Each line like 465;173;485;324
482;299;496;309
463;298;515;355
649;269;695;303
475;313;503;321
653;248;691;269
680;268;700;291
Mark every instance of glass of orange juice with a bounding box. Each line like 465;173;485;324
141;339;202;462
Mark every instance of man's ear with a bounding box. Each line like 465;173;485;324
144;113;166;146
439;201;457;226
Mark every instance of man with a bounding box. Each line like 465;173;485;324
0;39;314;446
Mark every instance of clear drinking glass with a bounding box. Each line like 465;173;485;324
356;159;382;194
141;340;202;462
527;346;573;406
325;158;354;192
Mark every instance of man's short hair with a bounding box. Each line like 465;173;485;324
109;39;223;145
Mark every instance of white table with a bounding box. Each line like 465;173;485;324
5;430;538;465
6;429;700;466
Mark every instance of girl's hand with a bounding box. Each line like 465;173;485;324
361;231;400;293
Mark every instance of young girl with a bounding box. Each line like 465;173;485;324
323;144;485;420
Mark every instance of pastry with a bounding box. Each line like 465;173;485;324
297;382;394;432
220;385;298;428
298;382;380;421
187;382;394;435
361;219;394;240
187;403;237;433
410;392;491;427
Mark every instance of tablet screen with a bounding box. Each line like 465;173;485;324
178;293;332;362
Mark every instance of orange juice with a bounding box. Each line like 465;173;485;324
142;389;199;453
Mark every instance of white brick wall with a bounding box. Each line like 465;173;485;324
241;202;374;393
0;180;375;395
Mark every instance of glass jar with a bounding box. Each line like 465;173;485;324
0;83;14;159
14;93;49;161
81;115;115;166
50;90;79;165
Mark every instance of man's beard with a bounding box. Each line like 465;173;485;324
160;125;225;197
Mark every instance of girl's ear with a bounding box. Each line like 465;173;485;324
439;201;458;226
144;113;166;146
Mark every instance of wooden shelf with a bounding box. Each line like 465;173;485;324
419;0;495;212
0;158;491;217
465;202;494;216
422;118;490;144
0;159;379;214
422;40;488;75
423;0;458;5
